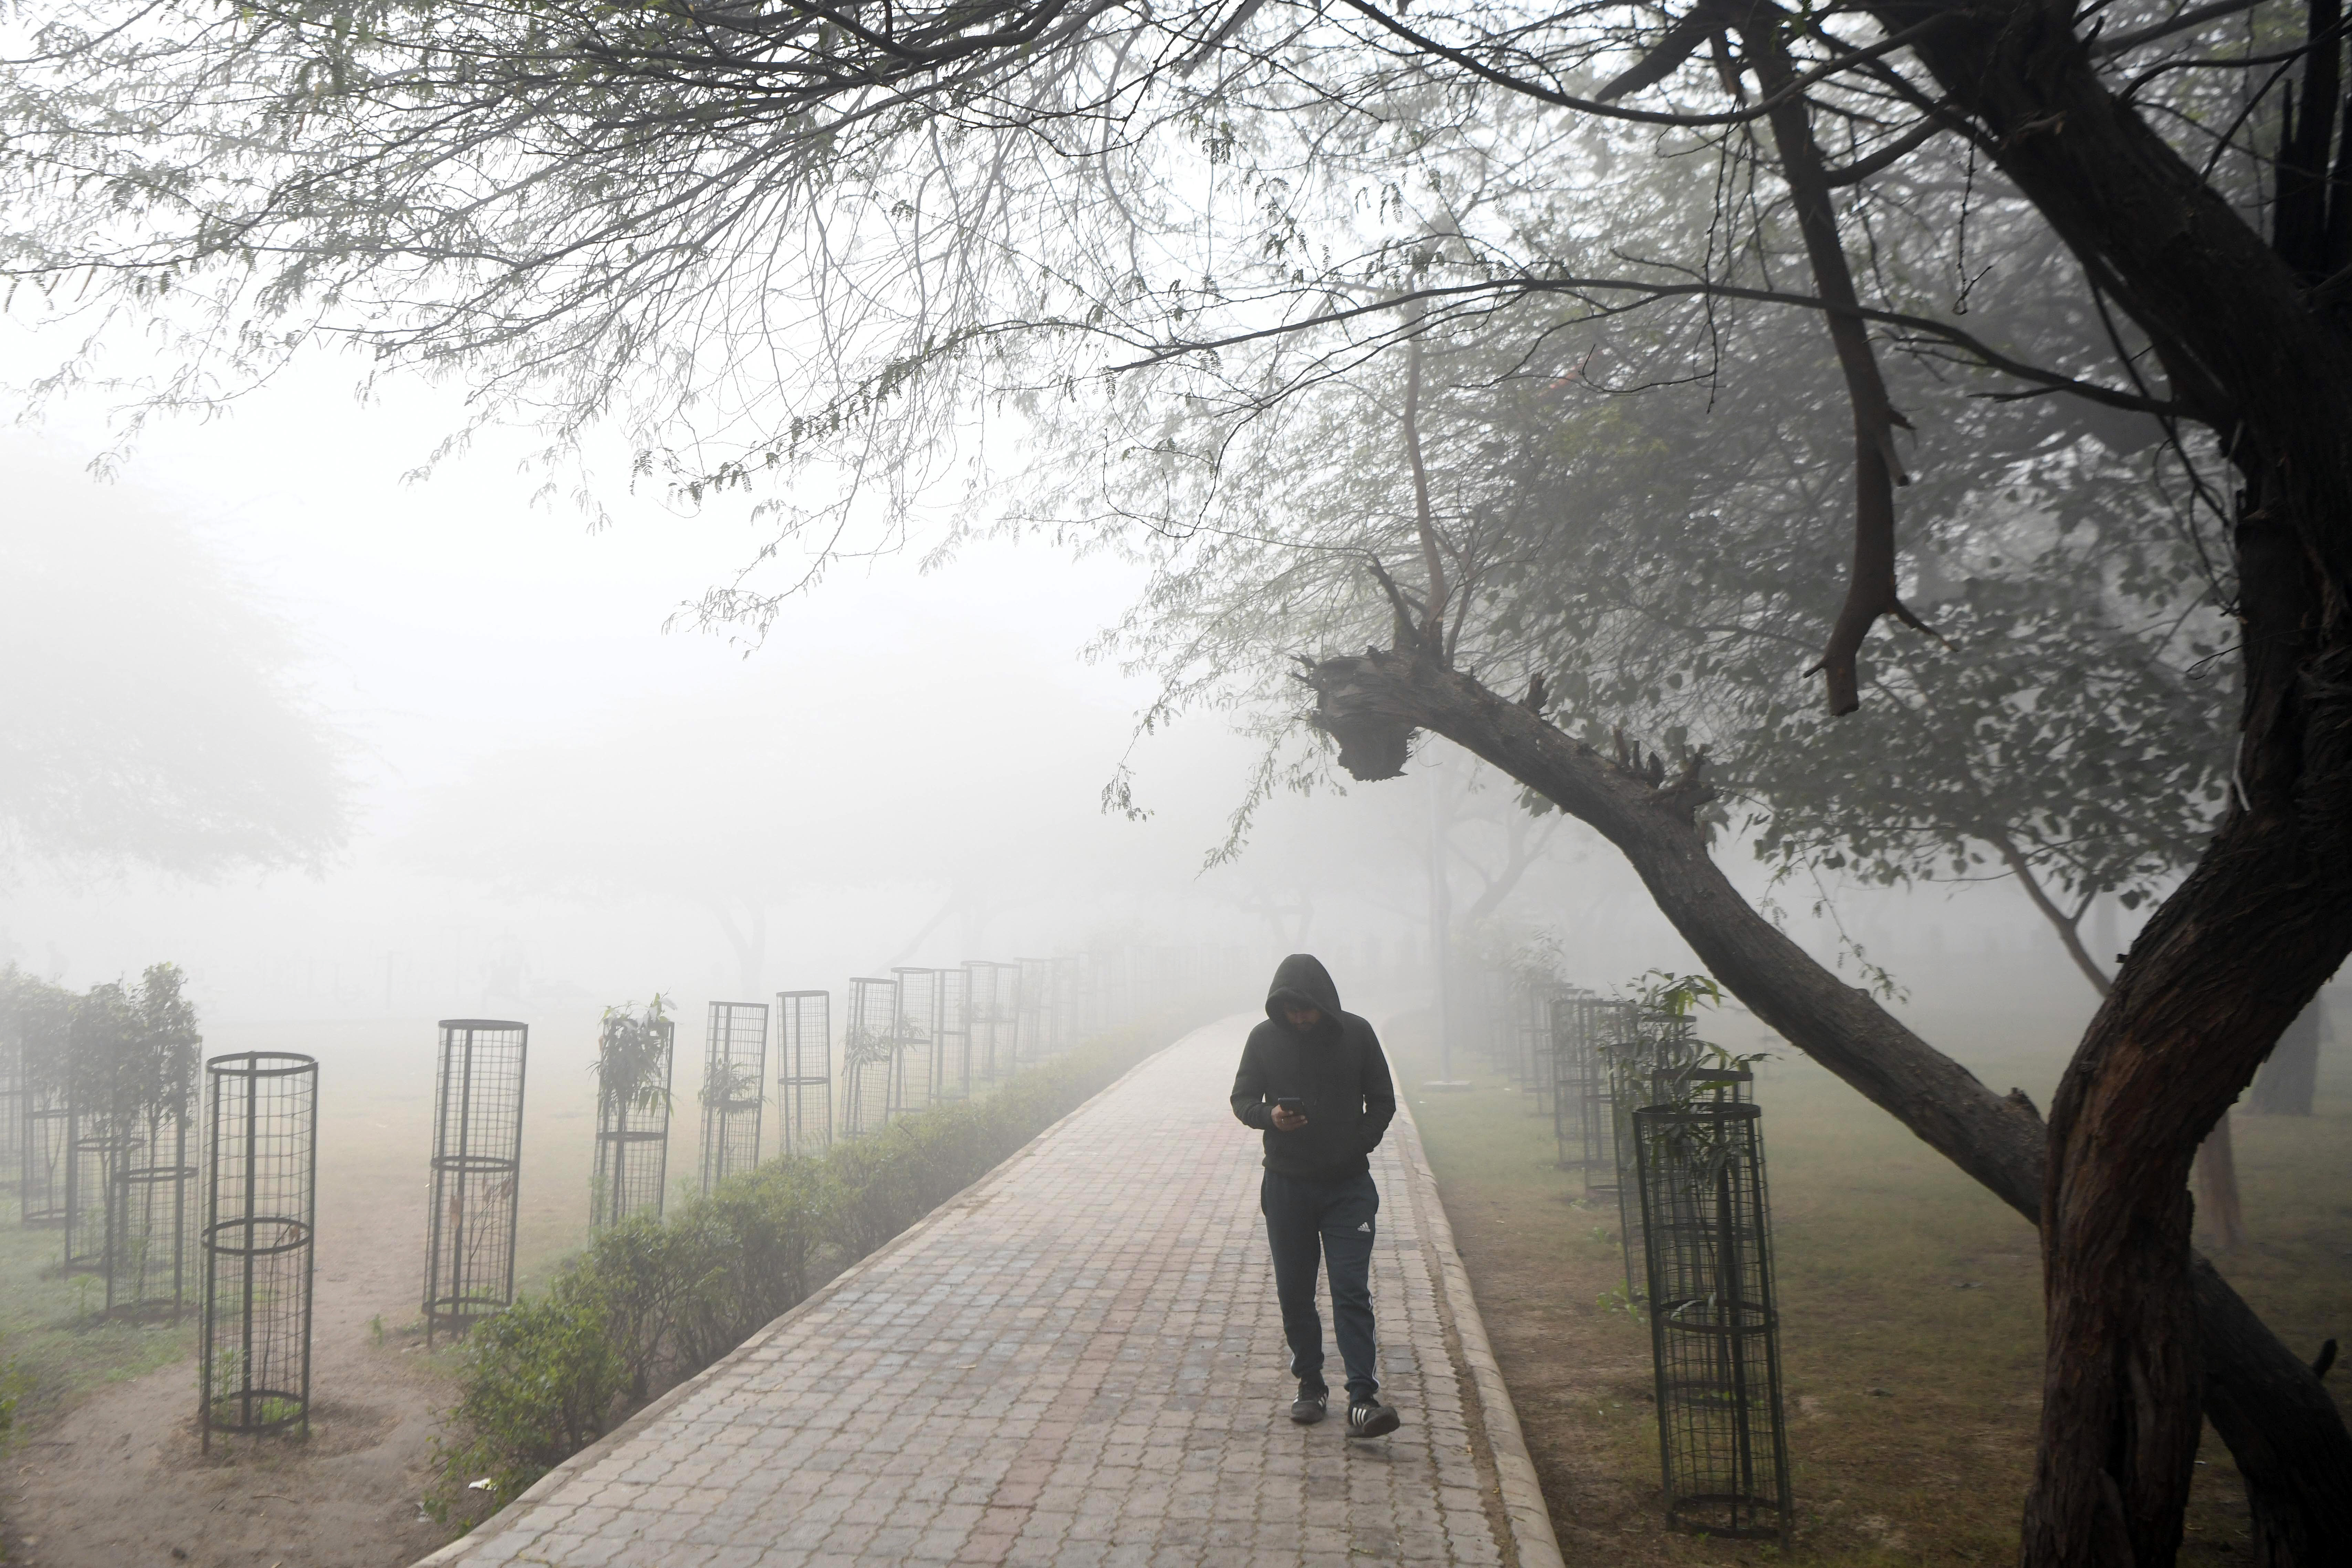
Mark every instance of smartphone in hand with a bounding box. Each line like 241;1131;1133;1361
1272;1096;1306;1124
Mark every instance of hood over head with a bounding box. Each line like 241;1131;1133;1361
1265;953;1343;1027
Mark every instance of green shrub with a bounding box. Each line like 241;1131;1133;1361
431;1025;1160;1519
435;1287;624;1503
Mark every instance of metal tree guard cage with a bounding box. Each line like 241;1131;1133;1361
423;1020;526;1346
1550;993;1606;1178
17;990;72;1228
201;1052;317;1448
1053;956;1081;1053
1629;1099;1792;1543
964;962;1013;1084
65;1125;138;1276
1606;1002;1704;1298
108;1087;195;1319
591;1014;672;1229
775;991;833;1157
0;1022;21;1182
21;1085;69;1228
840;978;899;1140
937;967;971;1102
1014;958;1055;1072
891;969;942;1115
700;1002;768;1192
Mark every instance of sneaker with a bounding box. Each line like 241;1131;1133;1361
1346;1400;1401;1439
1290;1387;1328;1424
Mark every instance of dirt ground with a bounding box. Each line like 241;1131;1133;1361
0;1013;615;1568
1386;989;2352;1566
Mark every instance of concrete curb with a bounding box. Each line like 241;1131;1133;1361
1383;1033;1567;1568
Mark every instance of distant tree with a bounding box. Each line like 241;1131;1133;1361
2248;1001;2324;1117
0;452;349;880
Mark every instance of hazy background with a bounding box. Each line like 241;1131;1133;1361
0;321;2307;1097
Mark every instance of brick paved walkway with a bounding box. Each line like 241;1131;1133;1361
422;1016;1563;1568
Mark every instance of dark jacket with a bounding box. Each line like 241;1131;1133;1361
1230;954;1398;1180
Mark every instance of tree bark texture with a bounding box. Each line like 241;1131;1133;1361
1305;649;2352;1566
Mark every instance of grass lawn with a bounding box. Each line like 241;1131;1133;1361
1386;1007;2351;1565
0;1194;197;1432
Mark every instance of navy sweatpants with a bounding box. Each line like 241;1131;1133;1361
1260;1168;1380;1404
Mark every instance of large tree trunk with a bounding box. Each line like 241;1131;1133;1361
1305;648;2352;1565
1834;2;2352;1556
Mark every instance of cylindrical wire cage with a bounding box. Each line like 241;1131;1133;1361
700;1002;768;1192
65;1125;138;1276
1014;959;1055;1073
17;993;72;1228
1514;980;1544;1097
108;1094;195;1319
1549;993;1604;1177
1606;1001;1701;1299
591;1014;672;1229
964;962;1013;1085
1052;956;1081;1054
20;1090;70;1228
201;1051;318;1448
937;967;971;1102
0;1023;22;1185
840;978;899;1140
775;991;832;1157
890;969;941;1115
1629;1099;1792;1543
423;1019;526;1346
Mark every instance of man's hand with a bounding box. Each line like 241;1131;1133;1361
1271;1105;1308;1132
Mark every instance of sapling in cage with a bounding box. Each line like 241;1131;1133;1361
9;970;75;1228
1629;1062;1790;1544
201;1051;317;1446
699;1001;768;1192
104;965;201;1318
63;980;138;1278
0;978;23;1181
1601;972;1722;1301
937;967;971;1102
962;962;1012;1084
890;969;940;1114
423;1019;526;1346
775;990;832;1156
592;997;673;1228
839;978;899;1139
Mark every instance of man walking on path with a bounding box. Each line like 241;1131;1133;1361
1230;953;1403;1439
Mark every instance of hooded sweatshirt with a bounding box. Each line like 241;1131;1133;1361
1229;953;1398;1180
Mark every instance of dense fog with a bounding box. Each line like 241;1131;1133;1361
0;376;2214;1073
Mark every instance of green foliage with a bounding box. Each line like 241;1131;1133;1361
432;1028;1155;1520
4;962;202;1134
595;996;675;1117
1631;970;1721;1021
435;1289;625;1504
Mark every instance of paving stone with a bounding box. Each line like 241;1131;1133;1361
420;1019;1533;1567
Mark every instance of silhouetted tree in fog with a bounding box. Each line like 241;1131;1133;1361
0;458;348;879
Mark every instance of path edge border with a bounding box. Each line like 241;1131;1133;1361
1392;1093;1569;1568
414;1014;1225;1567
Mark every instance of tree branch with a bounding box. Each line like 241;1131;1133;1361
1746;18;1936;715
1401;327;1451;659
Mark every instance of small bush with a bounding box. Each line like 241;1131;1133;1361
436;1288;624;1503
431;1026;1159;1518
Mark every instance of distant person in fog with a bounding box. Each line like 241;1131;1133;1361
1229;953;1401;1438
